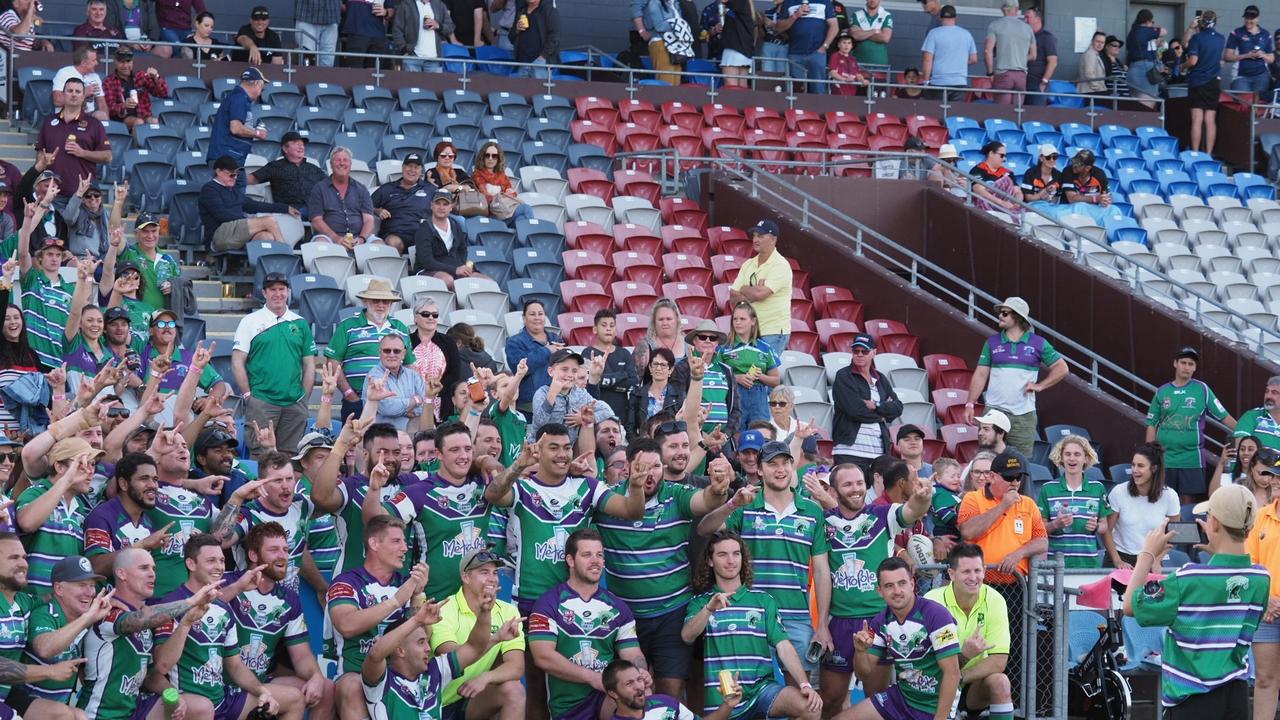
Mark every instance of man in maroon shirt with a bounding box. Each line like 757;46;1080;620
155;0;206;45
35;78;112;199
72;0;123;49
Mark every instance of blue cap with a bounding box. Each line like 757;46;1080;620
240;67;266;82
738;430;766;453
750;219;779;236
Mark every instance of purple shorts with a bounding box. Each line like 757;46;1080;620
214;690;250;720
824;615;878;674
870;685;935;720
130;694;163;720
556;691;605;720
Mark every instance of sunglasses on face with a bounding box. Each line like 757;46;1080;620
381;348;404;355
997;310;1012;317
768;401;789;407
438;153;456;159
153;320;177;329
483;153;500;158
695;334;720;342
83;193;102;199
0;452;16;463
851;348;872;355
417;311;439;318
657;420;687;435
995;152;1007;158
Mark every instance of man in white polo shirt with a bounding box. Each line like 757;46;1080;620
729;219;793;359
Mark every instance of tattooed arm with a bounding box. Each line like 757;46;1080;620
114;598;197;635
0;655;84;684
211;478;266;547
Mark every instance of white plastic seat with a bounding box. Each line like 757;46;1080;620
889;367;929;398
1170;193;1211;220
1139;202;1174;220
375;159;403;184
611;195;662;231
1220;206;1255;224
1141;217;1178;234
454;277;509;317
518;191;568;228
898;401;937;430
300;242;356;287
353;243;408;285
873;352;918;374
564;193;614;227
822;352;853;386
399;275;456;315
1154;228;1189;247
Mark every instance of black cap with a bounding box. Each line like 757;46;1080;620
263;272;290;288
134;211;159;229
896;424;925;441
114;46;134;59
1175;346;1199;361
195;428;238;454
432;188;454;203
991;450;1028;478
1244;4;1260;18
549;348;584;365
759;440;793;463
0;181;11;195
32;236;65;254
214;155;240;172
851;333;875;351
50;555;105;583
939;4;956;18
403;153;424;165
280;130;308;145
82;183;103;196
1105;35;1124;48
1258;447;1280;472
116;260;142;276
104;307;131;323
251;5;270;18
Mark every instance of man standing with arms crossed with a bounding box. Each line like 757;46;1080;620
729;219;794;359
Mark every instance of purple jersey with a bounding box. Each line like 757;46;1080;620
327;565;409;674
83;496;156;559
223;571;308;683
363;652;461;719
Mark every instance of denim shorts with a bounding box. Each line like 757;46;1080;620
1255;617;1280;644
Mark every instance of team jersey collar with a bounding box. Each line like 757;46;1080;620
1207;552;1253;568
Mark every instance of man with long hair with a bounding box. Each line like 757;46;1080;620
682;531;821;720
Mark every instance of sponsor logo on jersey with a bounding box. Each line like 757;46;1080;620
327;582;358;603
528;613;552;633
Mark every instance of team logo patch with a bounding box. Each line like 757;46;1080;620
1227;576;1249;603
326;582;357;603
528;613;552;633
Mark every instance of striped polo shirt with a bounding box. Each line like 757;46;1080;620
976;329;1062;416
725;491;829;621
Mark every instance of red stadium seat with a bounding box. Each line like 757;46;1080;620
663;252;712;287
811;285;856;317
745;106;785;134
825;110;865;135
556;312;597;346
559;280;613;316
791;297;816;326
615;169;661;206
743;129;789;172
916;125;949;149
932;389;972;420
571;120;618;154
611;281;660;315
575;96;618;127
619;99;661;131
864;318;911;339
824;298;865;326
875;122;909;143
786;108;825;135
617;313;650;345
815;319;861;352
702;103;746;134
785;257;810;293
713;283;734;315
788;330;821;357
866;112;903;135
924;353;969;383
905;115;944;135
710;254;744;284
921;439;947;463
661;101;703;130
968;76;993;102
564;220;615;255
660;227;710;260
566;168;615;202
936;368;974;391
707;226;751;257
941;424;980;462
666;135;707;173
701;127;746;158
877;332;921;361
868;135;906;152
659;197;709;232
665;282;715;318
714;315;733;337
612;251;663;288
562;249;615;286
612;224;663;257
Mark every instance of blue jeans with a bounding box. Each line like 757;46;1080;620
759;333;789;360
783;613;817;672
788;51;828;94
158;27;185;45
760;42;788;74
738;380;770;426
516;57;549;79
297;21;339;68
1232;72;1272;94
402;57;444;73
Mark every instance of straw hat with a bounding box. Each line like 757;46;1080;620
357;278;402;301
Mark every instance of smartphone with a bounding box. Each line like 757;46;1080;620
1168;521;1206;545
467;377;486;403
1194;9;1202;17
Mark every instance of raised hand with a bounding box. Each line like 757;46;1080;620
688;352;706;381
803;473;835;507
251;420;276;450
368;462;391;493
147;354;172;382
568;451;597;477
514;358;528;377
730;484;757;508
365;376;396;403
136;521;174;551
513;442;538;470
961;625;991;659
707;456;734;487
190;340;215;371
496;616;521;642
705;424;726;451
706;592;732;612
231;478;270;504
320;363;339;397
414;598;442;626
76;173;92;197
187;474;226;497
86;588;115;623
46;363;67;392
853;619;876;653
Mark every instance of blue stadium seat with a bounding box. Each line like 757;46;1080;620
180;316;206;349
352;84;396;118
209;342;239;393
248;241;303;302
332;131;379;166
568;144;612;174
1020;120;1055;142
135;124;184;162
1047;80;1084;107
468;246;513;285
954;126;987;144
1244;184;1277;201
513;247;565;285
397;87;442;123
296;106;342;144
102;121;133;182
1067;611;1106;669
197;100;222;126
1044;424;1091;443
532;94;575;125
343;108;391;140
211;77;238;100
516;218;566;254
303;137;334;165
298;284;347;345
441;44;473;75
488;91;530;119
164;75;211;107
524;143;569;175
17;67;54;129
481;115;527;148
1113;167;1153;194
1119;616;1165;672
153;100;197;131
163;179;203;260
255;105;296;138
476;45;516;76
1107;463;1132;486
305;82;351;113
261;81;304;114
527;119;572;150
387;111;433;146
508;278;561;318
434;113;482;148
175;151;211;184
467;217;517;256
1156;169;1192;196
126;149;174;213
288;273;340;309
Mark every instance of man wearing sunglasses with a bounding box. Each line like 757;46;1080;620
362;334;427;432
324;279;411;425
138;310;230;427
963;298;1067;457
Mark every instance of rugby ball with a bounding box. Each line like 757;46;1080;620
907;534;937;577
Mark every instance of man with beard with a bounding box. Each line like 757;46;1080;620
530;529;649;720
372;422;490;601
145;425;221;597
820;463;933;715
431;548;526;720
596;438;729;701
974;410;1009;455
924;544;1012;720
603;659;709;720
15;439;102;591
364;584;520;720
213;451;317;595
191;426;247;506
698;441;833;679
593;417;625;475
156;534;304;720
312;419;422;574
80;546;220;720
222;522;335;720
23;555;114;706
324;281;409;423
835;558;960;720
682;531;821;720
84;452;174;576
474;418;504;463
326;513;429;720
0;537;88;720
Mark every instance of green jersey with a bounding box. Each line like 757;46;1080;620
79;603;153;720
490;405;528;466
1134;553;1269;708
362;653;461;720
867;597;961;714
1037;479;1114;568
1146;380;1229;469
16;479;92;590
725;491;829;620
1234;406;1280;451
384;472;490;600
335;473;416;573
0;591;34;699
155;585;239;703
224;570;309;682
596;482;699;619
825;503;907;618
931;485;961;537
118;245;181;312
529;583;639;717
144;484;215;597
720;340;779;378
508;473;618;604
686;586;788;718
322;312;409;394
849;7;893;65
22;598;79;703
19;268;74;369
233;493;315;594
232;307;317;405
297;474;340;574
327;566;410;674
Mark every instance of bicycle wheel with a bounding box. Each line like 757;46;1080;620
1102;669;1133;720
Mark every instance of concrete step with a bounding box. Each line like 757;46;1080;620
200;313;243;335
195;297;255;314
193;280;222;299
180;265;211;281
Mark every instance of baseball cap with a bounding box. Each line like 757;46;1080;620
114;46;134;60
548;348;584;366
1244;5;1260;18
749;219;779;236
195;428;238;454
293;431;335;460
134;211;160;229
432;188;454;203
36;169;59;184
116;260;142;277
240;67;266;83
1193;484;1258;532
937;144;959;160
50;555;105;583
0;180;10;195
991;450;1027;478
251;5;270;18
801;434;819;455
149;309;178;326
0;435;19;448
896;424;925;442
280;130;308;145
403;153;424;165
263;272;290;288
460;547;503;574
1174;346;1200;361
759;440;793;463
50;437;104;464
974;409;1012;434
851;333;876;351
1038;143;1059;158
939;4;956;18
995;297;1031;323
104;307;131;323
738;429;766;453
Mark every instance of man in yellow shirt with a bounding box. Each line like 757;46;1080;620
925;543;1013;720
729;219;794;358
432;549;527;720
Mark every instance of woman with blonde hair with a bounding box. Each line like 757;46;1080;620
721;302;780;425
632;298;685;377
470;140;533;223
1038;434;1114;568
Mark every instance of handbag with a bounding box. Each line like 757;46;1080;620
662;9;695;63
454;184;490;217
489;193;520;220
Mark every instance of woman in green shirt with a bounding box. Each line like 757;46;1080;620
721;302;781;426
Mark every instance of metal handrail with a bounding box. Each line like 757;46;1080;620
612;144;1163;412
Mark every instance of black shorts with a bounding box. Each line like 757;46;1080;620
1164;467;1207;495
441;699;469;720
635;607;692;680
1189;79;1221;110
1167;680;1249;720
3;686;33;715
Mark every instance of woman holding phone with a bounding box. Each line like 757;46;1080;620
1209;435;1262;494
1038;435;1115;568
